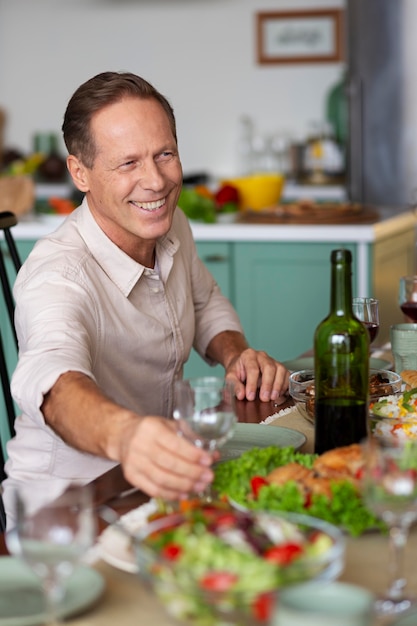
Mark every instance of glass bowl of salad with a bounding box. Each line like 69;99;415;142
290;369;402;423
131;502;345;626
369;388;417;441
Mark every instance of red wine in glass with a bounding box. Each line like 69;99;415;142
352;297;380;345
400;301;417;322
363;321;379;343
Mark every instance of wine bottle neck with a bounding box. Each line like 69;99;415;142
330;255;353;316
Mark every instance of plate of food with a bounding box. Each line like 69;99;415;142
369;383;417;441
212;444;385;537
132;503;345;626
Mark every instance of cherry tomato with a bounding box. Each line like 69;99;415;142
264;542;303;565
250;476;269;498
161;542;182;561
199;571;239;592
252;592;275;622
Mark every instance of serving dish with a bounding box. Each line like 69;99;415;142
289;368;402;424
132;503;345;626
220;423;306;461
213;445;384;536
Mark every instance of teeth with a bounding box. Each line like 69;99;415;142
132;198;165;210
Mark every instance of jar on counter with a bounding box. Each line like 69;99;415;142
33;132;67;183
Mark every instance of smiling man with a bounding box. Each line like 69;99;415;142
2;72;289;527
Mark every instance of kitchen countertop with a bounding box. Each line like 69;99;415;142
10;205;416;243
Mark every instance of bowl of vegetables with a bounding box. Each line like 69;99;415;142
289;368;402;423
132;502;345;626
369;387;417;441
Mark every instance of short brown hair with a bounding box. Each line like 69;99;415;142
62;71;177;168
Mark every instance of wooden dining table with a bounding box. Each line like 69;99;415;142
2;357;417;626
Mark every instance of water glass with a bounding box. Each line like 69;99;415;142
390;323;417;373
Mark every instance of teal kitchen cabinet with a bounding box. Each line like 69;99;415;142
184;242;234;378
233;242;358;363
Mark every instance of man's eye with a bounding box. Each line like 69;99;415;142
158;151;175;161
120;160;136;169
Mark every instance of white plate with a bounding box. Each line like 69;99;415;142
98;500;158;574
283;356;392;372
0;558;105;626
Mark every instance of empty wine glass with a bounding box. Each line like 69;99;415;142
361;436;417;617
352;297;380;345
399;276;417;322
6;484;96;625
173;376;237;500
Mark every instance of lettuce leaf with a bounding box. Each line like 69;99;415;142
213;446;385;537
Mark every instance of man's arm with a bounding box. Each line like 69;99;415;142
41;371;215;500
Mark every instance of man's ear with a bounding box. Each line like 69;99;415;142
66;155;90;192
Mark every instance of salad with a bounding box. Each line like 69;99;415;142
212;446;384;536
370;388;417;441
134;503;342;626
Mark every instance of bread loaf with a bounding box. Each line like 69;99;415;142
400;370;417;390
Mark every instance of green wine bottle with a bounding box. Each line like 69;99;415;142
314;249;369;455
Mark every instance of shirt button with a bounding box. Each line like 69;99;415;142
151;287;159;293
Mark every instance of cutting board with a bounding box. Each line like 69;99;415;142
237;202;380;225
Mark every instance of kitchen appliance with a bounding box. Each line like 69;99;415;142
347;0;417;208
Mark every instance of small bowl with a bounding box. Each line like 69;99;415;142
369;389;417;441
221;173;285;211
132;504;345;626
289;369;403;423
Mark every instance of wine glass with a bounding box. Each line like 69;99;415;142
6;484;97;625
361;436;417;617
352;297;380;344
399;276;417;322
173;376;237;500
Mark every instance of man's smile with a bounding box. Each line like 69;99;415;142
130;198;166;211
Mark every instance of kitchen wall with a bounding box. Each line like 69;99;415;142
0;0;345;178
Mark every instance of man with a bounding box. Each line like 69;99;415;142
3;72;289;524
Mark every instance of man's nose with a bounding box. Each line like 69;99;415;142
139;161;165;190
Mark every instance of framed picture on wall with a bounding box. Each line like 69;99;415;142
256;9;344;65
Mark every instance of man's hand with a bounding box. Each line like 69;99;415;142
206;331;289;403
116;416;216;501
225;348;289;403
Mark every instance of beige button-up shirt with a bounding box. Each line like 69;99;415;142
3;200;242;518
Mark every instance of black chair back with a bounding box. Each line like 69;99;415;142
0;211;21;441
0;211;22;470
0;211;22;529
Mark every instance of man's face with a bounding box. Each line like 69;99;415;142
69;97;183;264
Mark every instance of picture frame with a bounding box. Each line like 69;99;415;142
256;9;344;65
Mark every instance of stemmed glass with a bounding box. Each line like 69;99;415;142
352;297;380;345
361;436;417;617
173;376;237;500
6;484;97;625
399;276;417;322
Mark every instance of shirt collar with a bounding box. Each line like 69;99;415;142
76;198;179;296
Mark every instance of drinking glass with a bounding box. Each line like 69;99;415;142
352;297;379;344
6;484;96;625
361;436;417;617
173;376;237;500
399;276;417;322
